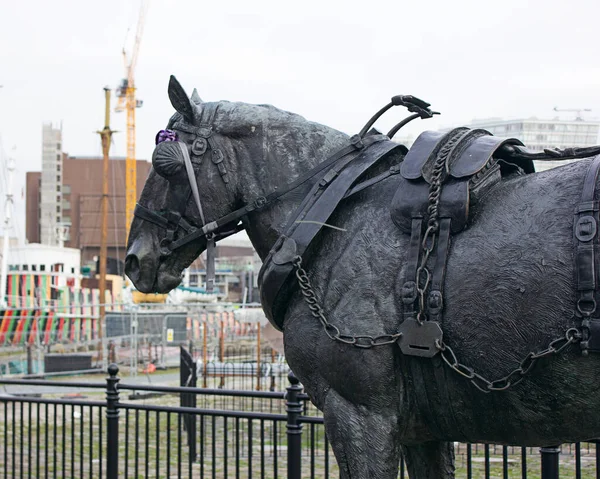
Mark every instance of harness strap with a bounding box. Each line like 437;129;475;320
401;218;423;320
575;155;600;354
163;135;390;251
178;140;218;291
428;217;452;323
343;161;403;199
259;139;403;329
134;203;170;229
178;141;207;225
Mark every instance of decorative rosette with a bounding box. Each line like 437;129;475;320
155;129;178;145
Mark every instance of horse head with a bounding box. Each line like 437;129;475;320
125;76;259;293
125;75;348;293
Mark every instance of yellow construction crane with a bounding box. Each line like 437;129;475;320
116;0;149;238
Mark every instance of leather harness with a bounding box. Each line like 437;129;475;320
136;98;600;360
259;136;405;329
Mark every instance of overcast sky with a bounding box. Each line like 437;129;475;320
0;0;599;241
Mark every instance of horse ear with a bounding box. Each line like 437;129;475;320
168;75;195;122
191;88;203;105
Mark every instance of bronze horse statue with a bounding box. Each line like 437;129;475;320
125;76;600;478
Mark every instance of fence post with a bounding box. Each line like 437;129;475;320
540;445;561;479
286;371;303;479
106;363;120;479
180;346;197;461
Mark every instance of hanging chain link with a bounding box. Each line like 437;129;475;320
420;133;583;391
293;256;403;348
436;328;582;393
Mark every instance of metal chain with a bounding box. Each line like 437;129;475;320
414;133;583;392
436;328;582;393
293;256;403;348
415;135;460;324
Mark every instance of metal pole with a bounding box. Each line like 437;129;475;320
256;324;261;391
540;445;561;479
219;319;225;388
0;157;15;308
105;363;120;479
202;321;208;388
98;87;113;365
286;371;303;479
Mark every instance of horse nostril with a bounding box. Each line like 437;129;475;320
125;254;140;283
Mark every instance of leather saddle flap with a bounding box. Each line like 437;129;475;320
401;130;466;180
401;128;525;183
449;134;524;178
390;178;469;234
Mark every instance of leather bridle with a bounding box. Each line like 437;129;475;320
132;96;432;292
132;116;394;291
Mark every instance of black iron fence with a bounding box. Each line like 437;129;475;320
0;366;599;478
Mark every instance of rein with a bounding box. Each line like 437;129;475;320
136;133;393;250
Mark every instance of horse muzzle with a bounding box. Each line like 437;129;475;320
125;239;159;293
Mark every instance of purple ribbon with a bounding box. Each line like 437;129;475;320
155;129;178;145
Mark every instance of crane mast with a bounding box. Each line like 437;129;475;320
116;0;149;239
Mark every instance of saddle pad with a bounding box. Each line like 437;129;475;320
401;128;524;182
390;178;469;234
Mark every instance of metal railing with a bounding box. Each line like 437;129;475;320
0;367;598;478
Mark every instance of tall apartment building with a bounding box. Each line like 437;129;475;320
40;123;63;245
468;117;600;171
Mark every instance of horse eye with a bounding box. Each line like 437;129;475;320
152;141;184;178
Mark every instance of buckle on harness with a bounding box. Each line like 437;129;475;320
254;196;267;210
159;238;173;257
576;215;597;242
350;134;365;150
319;169;339;188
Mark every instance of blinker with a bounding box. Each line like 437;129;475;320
152;141;185;179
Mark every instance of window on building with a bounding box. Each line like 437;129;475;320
32;265;37;271
56;185;61;192
56;205;60;213
22;265;28;271
57;142;61;150
71;267;75;274
56;154;61;162
57;164;61;172
40;265;45;272
56;175;61;182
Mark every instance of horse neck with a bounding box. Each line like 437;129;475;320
239;118;349;260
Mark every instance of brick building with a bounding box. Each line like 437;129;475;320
26;155;152;267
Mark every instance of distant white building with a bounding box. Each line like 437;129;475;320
467;117;600;172
8;243;81;288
